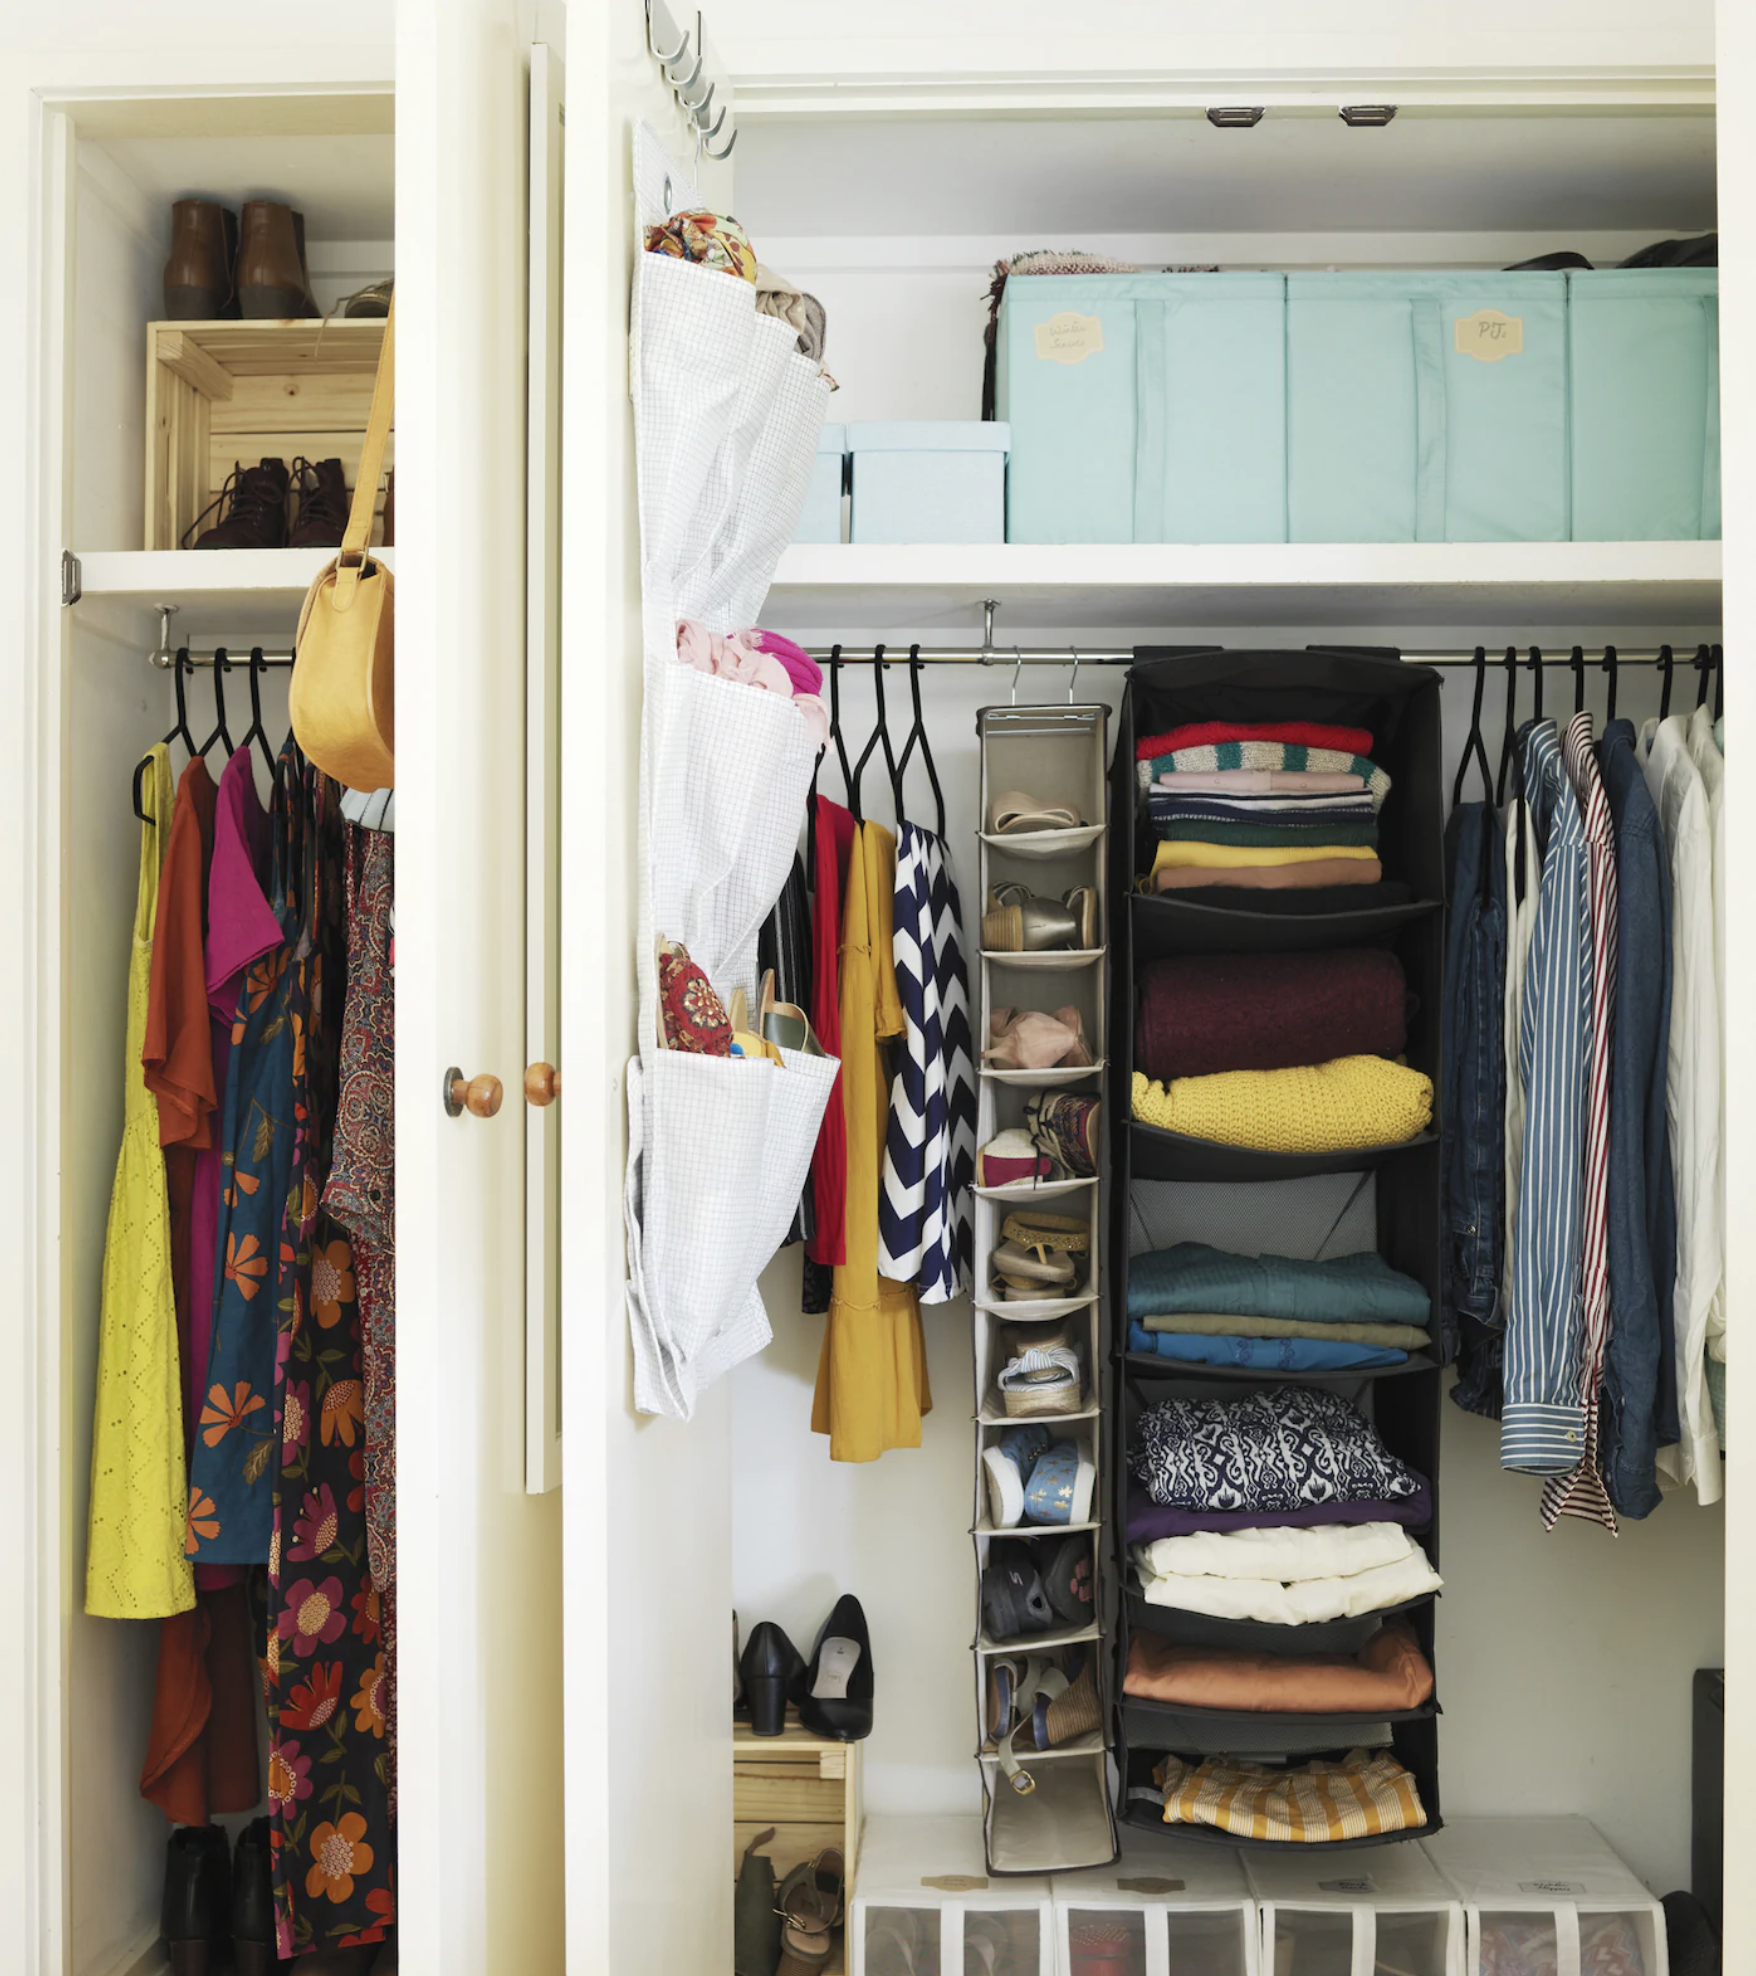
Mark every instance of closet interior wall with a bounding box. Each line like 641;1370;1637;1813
732;102;1724;1899
56;114;383;1976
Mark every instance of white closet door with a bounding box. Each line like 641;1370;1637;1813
394;3;563;1970
559;3;740;1970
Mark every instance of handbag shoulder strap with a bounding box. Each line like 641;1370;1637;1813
337;290;395;588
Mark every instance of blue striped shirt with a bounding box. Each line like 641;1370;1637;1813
1502;721;1594;1474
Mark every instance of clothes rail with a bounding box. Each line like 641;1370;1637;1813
146;605;293;668
801;645;1714;668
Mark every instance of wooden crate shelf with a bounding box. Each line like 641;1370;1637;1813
145;318;392;551
734;1712;863;1973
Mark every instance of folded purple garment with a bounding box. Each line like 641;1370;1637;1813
746;628;823;699
1125;1473;1433;1545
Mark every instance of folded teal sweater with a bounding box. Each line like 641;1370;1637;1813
1126;1242;1432;1328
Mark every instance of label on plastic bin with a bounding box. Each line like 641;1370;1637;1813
1318;1875;1378;1894
1455;308;1525;362
1034;311;1105;364
922;1875;988;1891
1520;1879;1589;1895
1118;1878;1186;1894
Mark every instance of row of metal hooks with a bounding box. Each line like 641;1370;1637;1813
1452;640;1724;813
645;1;736;161
131;646;281;823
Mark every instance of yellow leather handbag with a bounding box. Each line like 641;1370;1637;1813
290;291;395;789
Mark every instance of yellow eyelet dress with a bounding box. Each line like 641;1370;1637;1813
85;744;196;1618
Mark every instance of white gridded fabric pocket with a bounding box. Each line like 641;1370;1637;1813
647;663;820;998
629;1044;838;1419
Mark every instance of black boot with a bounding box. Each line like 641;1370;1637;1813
232;1815;276;1975
161;1825;231;1975
738;1621;805;1737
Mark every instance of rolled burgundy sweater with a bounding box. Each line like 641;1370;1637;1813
1135;948;1410;1081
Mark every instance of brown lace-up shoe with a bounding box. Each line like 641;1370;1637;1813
288;456;351;549
235;201;318;318
163;199;239;319
185;458;290;550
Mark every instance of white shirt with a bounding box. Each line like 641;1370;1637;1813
1684;705;1726;1367
1642;717;1723;1502
1501;789;1543;1317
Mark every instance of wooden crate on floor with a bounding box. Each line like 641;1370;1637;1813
144;318;392;549
733;1714;865;1884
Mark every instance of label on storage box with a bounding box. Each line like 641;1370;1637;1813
1117;1878;1186;1895
922;1875;988;1892
1455;309;1525;362
1034;310;1105;364
1520;1880;1590;1895
1318;1875;1378;1894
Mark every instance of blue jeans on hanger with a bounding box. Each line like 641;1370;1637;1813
1442;800;1507;1412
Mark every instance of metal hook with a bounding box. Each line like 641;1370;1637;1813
696;99;728;143
682;76;715;121
645;0;691;64
1011;646;1023;706
701;120;737;161
664;36;704;89
1601;645;1619;726
982;598;999;658
1068;644;1080;705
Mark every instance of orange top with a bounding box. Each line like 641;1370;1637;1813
142;758;219;1149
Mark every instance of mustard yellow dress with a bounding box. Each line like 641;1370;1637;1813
85;745;195;1618
813;820;931;1460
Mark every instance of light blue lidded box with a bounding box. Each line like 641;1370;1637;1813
1568;269;1720;541
1285;271;1571;543
996;272;1289;544
847;421;1010;543
792;422;848;544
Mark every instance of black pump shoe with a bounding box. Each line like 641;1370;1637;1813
162;1825;231;1975
740;1620;806;1736
799;1594;874;1743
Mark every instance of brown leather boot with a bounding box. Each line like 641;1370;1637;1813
185;459;289;549
288;456;351;549
235;201;317;318
163;200;238;319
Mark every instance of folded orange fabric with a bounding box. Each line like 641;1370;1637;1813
1153;856;1382;893
1124;1621;1433;1714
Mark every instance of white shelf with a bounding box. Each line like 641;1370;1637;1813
766;540;1722;635
74;547;394;619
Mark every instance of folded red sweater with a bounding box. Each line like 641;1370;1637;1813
1135;719;1374;761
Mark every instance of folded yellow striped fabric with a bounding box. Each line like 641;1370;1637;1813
1153;1746;1427;1842
1150;839;1380;873
1131;1057;1434;1153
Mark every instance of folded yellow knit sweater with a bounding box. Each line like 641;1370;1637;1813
1151;839;1380;872
1131;1056;1434;1152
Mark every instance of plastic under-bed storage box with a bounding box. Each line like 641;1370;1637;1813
849;1814;1055;1976
1285;273;1571;543
995;274;1289;545
848;421;1010;543
1568;269;1720;541
1050;1840;1260;1976
793;421;848;543
1246;1841;1465;1976
1422;1816;1668;1976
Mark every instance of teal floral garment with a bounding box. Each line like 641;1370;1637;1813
265;754;394;1958
187;747;295;1564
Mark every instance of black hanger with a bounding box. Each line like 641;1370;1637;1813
1694;642;1713;710
848;644;899;826
1658;644;1675;720
237;646;278;780
1601;645;1618;726
135;647;200;819
894;646;947;839
1528;644;1544;723
1570;644;1587;716
1712;642;1724;724
194;647;234;759
1451;646;1495;809
1495;645;1520;805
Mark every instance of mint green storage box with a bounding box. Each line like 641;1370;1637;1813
996;273;1288;544
1568;270;1720;540
792;422;847;544
1286;272;1570;543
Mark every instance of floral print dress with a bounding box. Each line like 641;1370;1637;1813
265;755;394;1957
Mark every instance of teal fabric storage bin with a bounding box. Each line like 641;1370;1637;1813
995;273;1288;544
848;421;1008;543
792;422;847;544
1286;272;1570;543
1569;270;1720;540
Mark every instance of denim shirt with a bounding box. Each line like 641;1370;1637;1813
1441;801;1506;1406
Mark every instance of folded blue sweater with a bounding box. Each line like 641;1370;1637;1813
1127;1322;1407;1372
1126;1243;1432;1327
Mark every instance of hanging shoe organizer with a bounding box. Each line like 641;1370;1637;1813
971;701;1118;1876
1107;649;1449;1855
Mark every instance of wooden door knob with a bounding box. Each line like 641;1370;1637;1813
524;1063;562;1107
444;1068;504;1118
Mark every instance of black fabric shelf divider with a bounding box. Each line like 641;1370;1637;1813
1131;890;1439;960
1128;1122;1439;1183
1121;1350;1441;1382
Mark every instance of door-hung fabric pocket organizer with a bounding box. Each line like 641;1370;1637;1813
622;120;836;1419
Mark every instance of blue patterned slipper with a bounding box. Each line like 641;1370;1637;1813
982;1424;1053;1527
1022;1438;1096;1526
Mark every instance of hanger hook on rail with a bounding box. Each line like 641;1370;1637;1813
1068;644;1080;705
1601;645;1618;726
1011;646;1023;707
